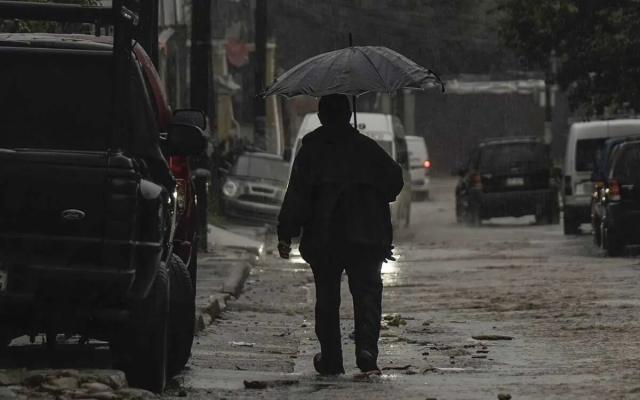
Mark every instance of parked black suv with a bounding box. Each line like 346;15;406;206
598;141;640;256
0;2;206;394
455;137;560;226
590;135;640;247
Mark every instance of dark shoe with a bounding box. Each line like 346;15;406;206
313;353;345;375
356;350;380;373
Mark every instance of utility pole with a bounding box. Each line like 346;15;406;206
544;51;557;145
190;0;214;251
139;0;159;66
253;0;267;150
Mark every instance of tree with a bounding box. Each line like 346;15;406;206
495;0;640;116
0;0;99;33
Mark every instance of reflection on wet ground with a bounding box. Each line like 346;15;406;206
172;179;640;400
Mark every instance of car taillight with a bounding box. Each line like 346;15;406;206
423;160;431;169
609;179;621;201
473;173;482;188
176;179;186;215
169;156;189;178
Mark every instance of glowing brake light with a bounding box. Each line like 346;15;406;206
609;179;621;201
423;160;431;169
473;173;483;188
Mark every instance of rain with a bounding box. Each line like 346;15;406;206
1;1;640;400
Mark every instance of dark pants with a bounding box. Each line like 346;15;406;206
310;252;383;369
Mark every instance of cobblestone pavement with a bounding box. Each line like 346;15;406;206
173;178;640;400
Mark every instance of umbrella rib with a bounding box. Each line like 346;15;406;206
355;47;391;92
315;50;347;97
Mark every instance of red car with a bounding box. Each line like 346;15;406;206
73;35;202;379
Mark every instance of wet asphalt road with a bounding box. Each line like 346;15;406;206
173;177;640;400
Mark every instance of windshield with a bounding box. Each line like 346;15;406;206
232;154;289;182
0;52;116;151
478;143;549;172
576;139;607;172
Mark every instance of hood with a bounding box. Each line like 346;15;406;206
302;124;360;145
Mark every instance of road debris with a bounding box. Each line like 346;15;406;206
387;314;407;327
230;341;256;347
472;335;513;341
381;365;413;371
498;394;512;400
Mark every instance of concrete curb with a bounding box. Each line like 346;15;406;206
195;262;253;334
222;262;252;298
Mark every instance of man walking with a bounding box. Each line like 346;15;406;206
277;94;404;375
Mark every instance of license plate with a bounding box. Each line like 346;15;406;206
506;177;524;186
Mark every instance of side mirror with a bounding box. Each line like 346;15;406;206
283;148;292;163
173;109;206;130
165;123;207;156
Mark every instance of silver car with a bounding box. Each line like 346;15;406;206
221;152;289;223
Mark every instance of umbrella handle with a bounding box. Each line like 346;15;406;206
352;95;358;128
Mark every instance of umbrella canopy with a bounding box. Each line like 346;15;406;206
261;46;445;98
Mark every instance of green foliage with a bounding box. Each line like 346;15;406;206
495;0;640;116
0;0;99;34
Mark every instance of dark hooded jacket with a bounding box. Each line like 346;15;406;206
277;123;404;264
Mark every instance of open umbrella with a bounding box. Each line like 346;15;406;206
261;39;445;125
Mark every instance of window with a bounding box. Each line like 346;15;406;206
0;52;116;151
478;143;550;172
576;139;607;172
232;155;289;182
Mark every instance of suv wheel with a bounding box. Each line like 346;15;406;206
167;254;196;378
605;223;624;257
593;216;602;247
467;203;481;227
188;242;198;295
563;215;580;235
115;262;170;394
455;197;463;224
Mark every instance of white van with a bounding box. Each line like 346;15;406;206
291;112;412;229
406;135;430;200
563;119;640;234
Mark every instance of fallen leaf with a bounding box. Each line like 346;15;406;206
471;335;513;341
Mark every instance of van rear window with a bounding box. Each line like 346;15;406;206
576;139;607;171
479;143;549;172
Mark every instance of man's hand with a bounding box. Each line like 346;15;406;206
277;241;292;259
383;245;396;263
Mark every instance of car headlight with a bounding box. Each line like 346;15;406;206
222;180;238;197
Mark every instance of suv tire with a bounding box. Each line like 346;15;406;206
605;223;624;257
116;262;170;394
167;254;196;378
563;215;580;235
188;242;198;295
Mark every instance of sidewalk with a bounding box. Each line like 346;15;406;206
194;223;269;333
